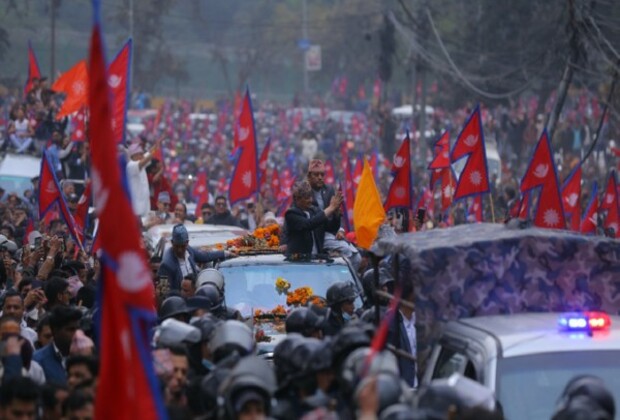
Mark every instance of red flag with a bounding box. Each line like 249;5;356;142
89;14;163;420
352;158;363;193
600;171;618;211
52;60;89;120
229;89;258;205
429;131;451;170
24;41;41;96
231;90;243;154
561;165;582;231
217;177;229;194
580;182;599;234
384;135;412;211
468;195;483;222
71;107;88;142
451;106;490;200
602;171;620;237
418;187;434;221
325;160;335;185
369;149;379;180
152;144;165;168
38;152;84;250
193;172;209;218
258;138;271;190
519;192;531;219
108;39;132;144
520;130;566;229
510;192;531;219
23;219;35;246
271;167;282;199
440;168;456;212
74;181;91;245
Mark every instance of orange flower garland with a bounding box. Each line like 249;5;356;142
286;286;314;306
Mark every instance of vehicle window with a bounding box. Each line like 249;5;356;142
219;263;360;317
498;351;620;420
433;347;468;379
0;176;33;197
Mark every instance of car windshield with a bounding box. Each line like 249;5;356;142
497;351;620;420
219;262;360;317
0;176;33;198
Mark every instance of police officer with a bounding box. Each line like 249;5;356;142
285;307;325;338
323;282;358;336
360;268;395;324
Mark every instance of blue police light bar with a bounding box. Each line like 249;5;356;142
558;312;611;332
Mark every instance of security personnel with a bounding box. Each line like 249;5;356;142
323;282;358;336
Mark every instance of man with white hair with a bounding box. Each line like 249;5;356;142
306;159;361;269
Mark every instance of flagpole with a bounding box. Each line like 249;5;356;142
488;192;496;223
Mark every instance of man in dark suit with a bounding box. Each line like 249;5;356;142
157;224;236;291
33;306;82;386
284;181;342;256
307;160;361;269
386;279;417;387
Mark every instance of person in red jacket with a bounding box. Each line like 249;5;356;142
147;158;177;211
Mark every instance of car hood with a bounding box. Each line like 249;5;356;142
253;318;287;358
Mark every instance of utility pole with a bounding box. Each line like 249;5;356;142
417;0;429;162
50;0;57;82
302;0;309;95
546;0;581;141
409;0;417;139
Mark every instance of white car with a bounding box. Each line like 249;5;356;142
145;223;248;260
423;312;620;420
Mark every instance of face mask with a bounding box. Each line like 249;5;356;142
202;359;215;371
343;312;352;323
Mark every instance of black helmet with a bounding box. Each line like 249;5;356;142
193;284;223;312
307;337;333;373
219;356;276;420
326;282;358;307
340;347;399;397
273;334;305;388
208;320;254;363
416;373;496;419
554;375;615;419
331;325;371;370
158;296;189;322
285;307;325;336
190;314;222;342
355;373;403;414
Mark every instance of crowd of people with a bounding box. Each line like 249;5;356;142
0;75;616;419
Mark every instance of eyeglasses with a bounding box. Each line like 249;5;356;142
203;211;213;217
309;172;325;177
161;202;170;207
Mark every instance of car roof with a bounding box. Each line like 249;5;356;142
450;313;620;358
147;223;247;239
0;154;41;178
218;253;349;267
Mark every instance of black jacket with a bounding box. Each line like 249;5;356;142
284;205;339;255
386;310;417;387
205;211;240;227
312;185;341;235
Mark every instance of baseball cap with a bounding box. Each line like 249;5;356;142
171;224;189;244
0;235;17;253
127;142;144;157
